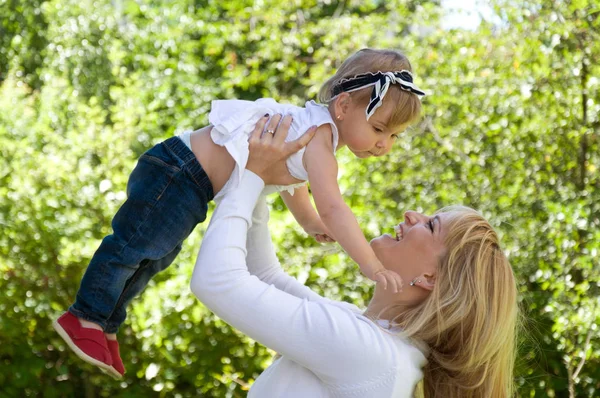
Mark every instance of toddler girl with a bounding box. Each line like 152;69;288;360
53;48;425;379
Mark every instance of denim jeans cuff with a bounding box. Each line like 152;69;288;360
103;323;120;334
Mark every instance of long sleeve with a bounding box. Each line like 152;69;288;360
245;197;359;311
245;198;322;300
190;171;397;384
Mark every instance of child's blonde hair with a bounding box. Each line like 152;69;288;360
319;48;422;129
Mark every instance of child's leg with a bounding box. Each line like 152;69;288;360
104;242;182;334
69;137;212;329
57;137;213;375
99;243;183;377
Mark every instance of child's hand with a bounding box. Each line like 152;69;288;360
314;233;335;243
303;219;336;243
373;269;404;293
365;265;403;293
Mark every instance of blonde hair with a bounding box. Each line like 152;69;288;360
389;206;519;398
318;48;422;129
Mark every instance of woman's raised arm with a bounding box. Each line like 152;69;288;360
190;170;395;384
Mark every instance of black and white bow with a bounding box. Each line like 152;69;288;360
332;71;426;120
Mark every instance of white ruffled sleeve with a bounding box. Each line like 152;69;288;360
304;100;339;152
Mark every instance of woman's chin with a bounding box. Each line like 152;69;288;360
370;233;396;247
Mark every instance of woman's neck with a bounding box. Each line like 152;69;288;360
363;287;423;322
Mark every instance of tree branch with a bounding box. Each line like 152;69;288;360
572;301;597;381
578;56;589;191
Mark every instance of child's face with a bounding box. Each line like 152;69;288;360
338;100;402;158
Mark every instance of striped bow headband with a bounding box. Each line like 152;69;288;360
331;71;426;120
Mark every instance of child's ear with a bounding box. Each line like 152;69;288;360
334;92;351;120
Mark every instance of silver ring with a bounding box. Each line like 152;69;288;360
266;129;275;134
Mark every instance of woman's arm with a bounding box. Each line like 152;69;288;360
303;126;402;291
245;196;357;309
191;170;393;382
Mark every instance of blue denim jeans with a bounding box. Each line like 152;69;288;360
69;137;214;333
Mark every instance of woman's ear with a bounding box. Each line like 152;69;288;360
333;92;351;120
415;272;436;291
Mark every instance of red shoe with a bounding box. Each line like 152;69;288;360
53;312;122;379
106;339;126;377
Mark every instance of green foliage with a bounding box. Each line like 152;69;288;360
1;0;598;396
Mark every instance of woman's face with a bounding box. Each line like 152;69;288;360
370;211;452;284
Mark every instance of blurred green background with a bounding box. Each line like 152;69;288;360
1;0;599;396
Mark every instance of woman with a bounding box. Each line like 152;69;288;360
191;117;519;397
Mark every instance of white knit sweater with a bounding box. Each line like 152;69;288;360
191;171;427;397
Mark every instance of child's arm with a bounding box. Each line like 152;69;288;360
280;187;335;243
303;125;403;292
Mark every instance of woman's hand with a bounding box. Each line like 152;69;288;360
246;114;316;185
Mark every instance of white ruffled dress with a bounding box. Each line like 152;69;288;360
207;98;339;199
